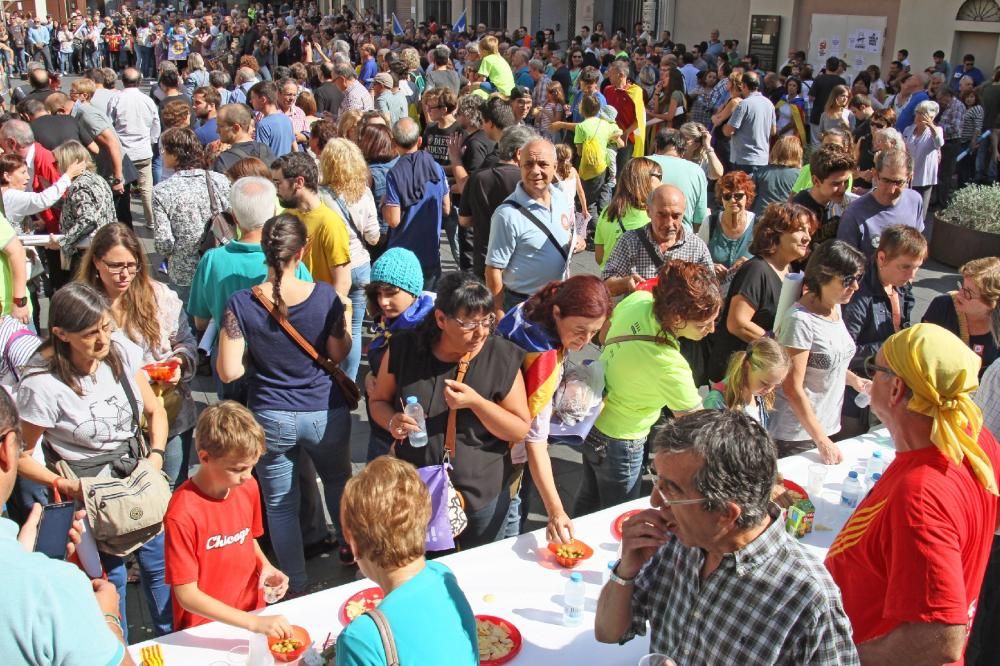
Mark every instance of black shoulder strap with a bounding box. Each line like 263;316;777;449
636;225;664;269
333;195;364;241
117;367;146;452
502;200;569;262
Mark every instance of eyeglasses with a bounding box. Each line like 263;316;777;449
650;170;663;179
451;313;496;330
864;355;895;378
877;174;907;187
841;273;863;288
870;122;887;129
721;191;746;201
653;483;707;508
101;260;139;276
957;280;983;301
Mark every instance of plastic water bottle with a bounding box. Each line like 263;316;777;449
841;471;864;508
563;572;585;627
604;560;616;586
865;450;885;478
403;396;428;447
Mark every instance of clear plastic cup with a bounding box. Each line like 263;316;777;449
226;645;250;665
807;463;828;497
638;655;676;666
263;583;281;604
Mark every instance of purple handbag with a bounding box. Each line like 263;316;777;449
417;463;466;551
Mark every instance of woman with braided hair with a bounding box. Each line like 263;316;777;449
216;213;355;592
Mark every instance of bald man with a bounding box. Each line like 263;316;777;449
602;184;714;297
485;138;575;313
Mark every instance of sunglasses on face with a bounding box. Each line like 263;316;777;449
721;191;746;202
863;355;895;377
841;273;863;288
650;170;663;179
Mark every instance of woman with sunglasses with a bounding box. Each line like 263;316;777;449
923;257;1000;378
768;239;871;463
708;170;756;288
77;223;197;489
855;108;897;189
368;272;531;549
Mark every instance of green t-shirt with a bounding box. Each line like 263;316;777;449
593;206;649;269
573;116;621;149
595;291;702;440
478;53;515;96
0;214;20;317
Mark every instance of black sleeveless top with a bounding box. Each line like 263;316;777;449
388;332;524;512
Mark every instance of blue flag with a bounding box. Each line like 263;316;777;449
453;10;467;34
392;13;404;36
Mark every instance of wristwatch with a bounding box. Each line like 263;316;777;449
12;296;27;308
608;559;636;586
108;176;123;186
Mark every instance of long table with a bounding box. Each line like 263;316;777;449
130;430;895;665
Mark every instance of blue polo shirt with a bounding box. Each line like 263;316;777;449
188;239;312;347
515;67;534;91
0;517;124;666
485;183;573;294
571;90;607;122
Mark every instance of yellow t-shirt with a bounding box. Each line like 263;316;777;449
288;204;351;287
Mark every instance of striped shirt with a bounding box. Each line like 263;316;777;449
622;514;860;664
961;104;984;143
338;80;374;118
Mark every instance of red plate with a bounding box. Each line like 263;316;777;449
476;615;523;666
611;509;642;541
338;587;384;625
782;479;810;502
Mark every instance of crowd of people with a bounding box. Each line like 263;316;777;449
0;3;998;666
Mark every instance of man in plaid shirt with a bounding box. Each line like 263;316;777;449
595;410;859;665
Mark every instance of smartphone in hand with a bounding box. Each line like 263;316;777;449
34;501;76;560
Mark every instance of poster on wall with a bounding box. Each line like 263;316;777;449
748;15;781;72
809;14;886;79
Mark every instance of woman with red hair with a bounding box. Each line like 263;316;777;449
575;261;722;514
708;170;757;288
497;275;613;540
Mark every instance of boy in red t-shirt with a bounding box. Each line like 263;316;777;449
164;402;293;637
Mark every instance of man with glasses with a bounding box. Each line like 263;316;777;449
838;149;924;257
596;409;858;664
827;324;999;665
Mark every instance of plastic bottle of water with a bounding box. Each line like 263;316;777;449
403;396;428;447
604;561;616;586
841;471;864;508
563;572;585;627
865;450;885;478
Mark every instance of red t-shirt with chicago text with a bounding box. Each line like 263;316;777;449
825;429;1000;662
164;477;265;631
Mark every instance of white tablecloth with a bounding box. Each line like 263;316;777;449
130;429;896;665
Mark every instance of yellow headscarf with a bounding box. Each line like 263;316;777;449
882;323;998;495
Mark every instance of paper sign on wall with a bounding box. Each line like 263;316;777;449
866;31;881;53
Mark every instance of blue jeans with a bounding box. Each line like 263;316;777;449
162;428;193;491
341;262;370;382
152;151;163;185
255;407;352;592
366;425;394;462
573;428;646;516
101;531;172;639
58;51;71;74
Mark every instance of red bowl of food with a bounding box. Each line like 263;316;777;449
268;625;311;662
547;539;594;568
143;359;180;383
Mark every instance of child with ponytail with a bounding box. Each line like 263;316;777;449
704;336;790;426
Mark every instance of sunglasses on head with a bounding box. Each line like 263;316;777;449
721;192;746;201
